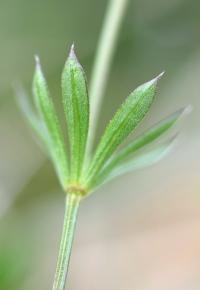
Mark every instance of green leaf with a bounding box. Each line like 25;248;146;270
93;135;177;188
62;45;89;182
15;84;63;162
14;84;47;142
90;106;190;188
86;73;164;185
33;56;69;189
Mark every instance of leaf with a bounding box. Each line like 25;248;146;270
14;84;62;161
93;135;177;188
62;45;89;182
89;106;190;188
33;56;69;189
86;73;164;185
14;83;47;142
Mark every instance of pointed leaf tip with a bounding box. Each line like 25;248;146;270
156;71;165;80
68;43;82;69
152;71;165;84
69;43;77;60
172;105;192;124
34;55;40;68
182;104;193;116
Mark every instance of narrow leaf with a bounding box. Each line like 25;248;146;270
15;84;63;161
62;45;89;182
93;135;177;188
86;73;164;184
89;106;190;187
14;84;47;141
33;56;69;188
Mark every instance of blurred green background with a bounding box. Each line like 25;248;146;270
0;0;200;289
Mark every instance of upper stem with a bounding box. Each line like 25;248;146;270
86;0;129;155
52;193;81;290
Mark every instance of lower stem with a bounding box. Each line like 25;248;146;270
52;193;81;290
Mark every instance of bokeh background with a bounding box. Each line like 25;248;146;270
0;0;200;289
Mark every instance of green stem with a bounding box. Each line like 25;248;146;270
87;0;129;155
52;193;81;290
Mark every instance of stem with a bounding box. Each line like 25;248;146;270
87;0;129;155
52;193;81;290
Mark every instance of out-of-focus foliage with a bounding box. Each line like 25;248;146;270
0;238;29;290
93;107;189;187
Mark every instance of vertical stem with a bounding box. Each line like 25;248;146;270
52;193;81;290
87;0;129;155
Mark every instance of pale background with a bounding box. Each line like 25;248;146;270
0;0;200;289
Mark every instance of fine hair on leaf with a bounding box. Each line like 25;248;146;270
33;56;69;188
62;45;89;183
85;73;164;186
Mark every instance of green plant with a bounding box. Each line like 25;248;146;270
16;1;190;289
